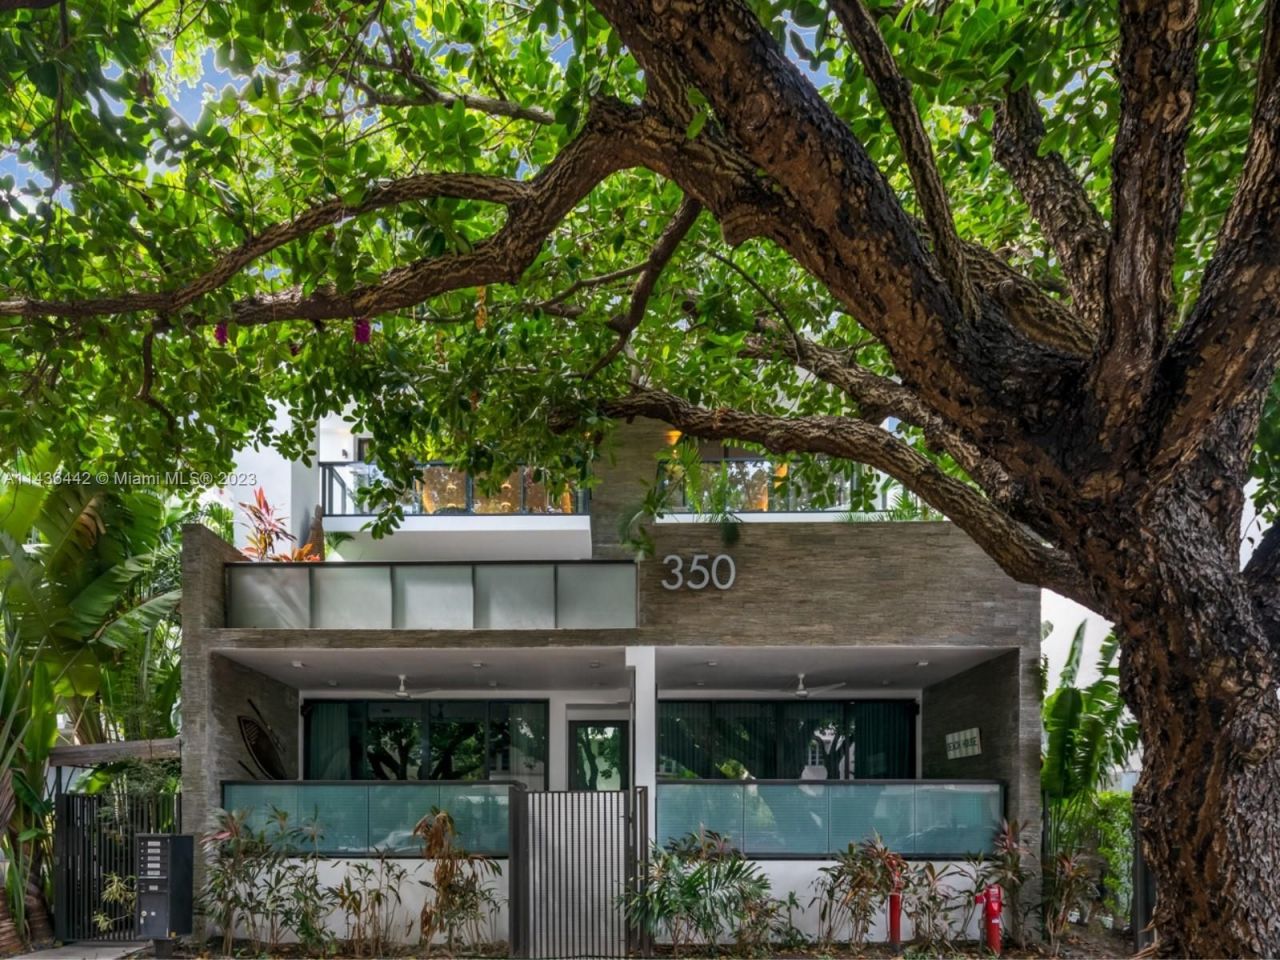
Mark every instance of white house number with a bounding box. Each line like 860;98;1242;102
661;554;736;591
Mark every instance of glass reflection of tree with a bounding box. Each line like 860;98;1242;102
574;726;624;790
427;714;486;780
366;717;422;780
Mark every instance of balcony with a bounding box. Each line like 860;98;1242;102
224;560;637;630
658;457;911;517
656;780;1004;858
321;462;587;517
222;781;510;856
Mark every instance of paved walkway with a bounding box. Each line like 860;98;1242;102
13;943;145;960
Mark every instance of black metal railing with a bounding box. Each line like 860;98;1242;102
657;458;897;514
321;462;587;517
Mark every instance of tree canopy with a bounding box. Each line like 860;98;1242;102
4;0;1280;953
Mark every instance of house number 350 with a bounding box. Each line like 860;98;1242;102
661;554;736;591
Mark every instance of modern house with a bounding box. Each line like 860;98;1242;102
181;418;1041;954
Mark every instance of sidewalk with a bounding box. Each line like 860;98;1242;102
13;944;145;960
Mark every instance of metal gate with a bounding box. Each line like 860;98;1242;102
53;791;182;942
509;787;648;959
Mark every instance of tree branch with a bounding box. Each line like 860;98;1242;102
602;386;1093;605
0;99;642;328
829;0;977;319
1094;0;1200;432
987;84;1108;330
741;331;1017;506
0;174;526;320
584;197;702;378
351;51;554;124
1150;0;1280;476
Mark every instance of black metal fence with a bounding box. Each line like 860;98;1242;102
53;792;182;942
509;787;649;959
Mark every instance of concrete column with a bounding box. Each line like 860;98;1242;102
625;645;657;833
548;694;569;791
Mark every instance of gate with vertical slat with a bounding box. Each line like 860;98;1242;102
509;787;648;959
53;791;182;942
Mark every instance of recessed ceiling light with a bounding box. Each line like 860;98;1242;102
695;681;706;687
589;660;601;669
916;660;930;668
881;679;893;686
705;660;718;667
488;680;499;688
291;660;306;669
471;661;485;669
326;680;339;687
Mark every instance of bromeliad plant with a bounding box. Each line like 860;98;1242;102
414;808;501;955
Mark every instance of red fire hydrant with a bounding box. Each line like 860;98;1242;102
887;873;903;950
975;884;1003;955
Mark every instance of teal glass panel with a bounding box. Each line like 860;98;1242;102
656;783;744;850
913;783;1002;856
368;784;439;854
223;783;299;838
296;785;369;853
828;783;917;853
438;783;509;855
851;701;915;779
744;784;828;855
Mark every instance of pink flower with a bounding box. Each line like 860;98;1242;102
214;321;229;345
354;317;371;344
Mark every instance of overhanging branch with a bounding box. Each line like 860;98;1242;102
830;0;976;319
603;386;1093;605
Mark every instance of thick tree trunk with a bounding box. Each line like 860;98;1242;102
1107;490;1280;957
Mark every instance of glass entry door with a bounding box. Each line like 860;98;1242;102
569;721;629;791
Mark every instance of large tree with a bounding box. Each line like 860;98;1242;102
1;0;1278;952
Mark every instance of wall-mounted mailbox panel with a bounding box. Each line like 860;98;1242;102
135;834;194;939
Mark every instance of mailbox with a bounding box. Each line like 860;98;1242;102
135;834;194;940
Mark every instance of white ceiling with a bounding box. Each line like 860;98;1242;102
220;645;629;693
219;644;1010;696
655;645;1009;693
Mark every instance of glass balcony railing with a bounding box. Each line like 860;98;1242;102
224;560;637;630
221;781;511;856
656;780;1004;858
321;462;587;517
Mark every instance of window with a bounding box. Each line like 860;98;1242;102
304;699;549;788
657;700;916;780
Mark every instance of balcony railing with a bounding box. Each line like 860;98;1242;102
659;459;898;515
221;781;510;856
656;780;1004;858
224;560;637;630
321;462;587;517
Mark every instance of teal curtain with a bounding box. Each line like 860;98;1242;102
713;702;777;779
306;701;351;780
851;701;915;779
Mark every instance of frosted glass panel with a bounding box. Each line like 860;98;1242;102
474;565;554;629
439;784;509;854
656;783;743;850
914;783;1001;856
368;784;438;853
745;784;828;855
556;564;636;628
393;566;474;629
829;783;915;853
312;566;392;629
226;566;310;628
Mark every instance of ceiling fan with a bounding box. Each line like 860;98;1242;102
392;674;439;700
721;672;849;698
791;673;847;699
